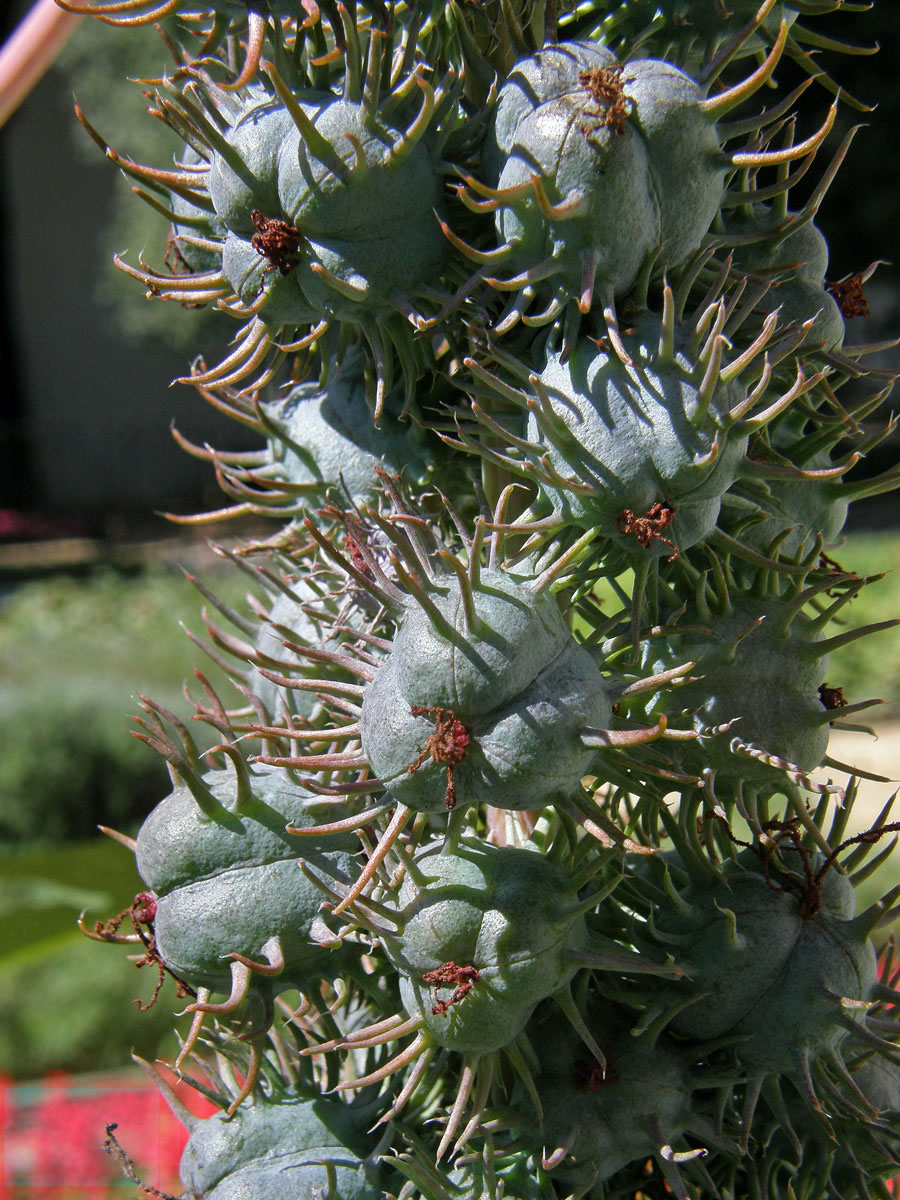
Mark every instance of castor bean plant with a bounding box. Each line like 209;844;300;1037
43;0;900;1195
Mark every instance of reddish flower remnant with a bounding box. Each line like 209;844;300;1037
422;960;481;1016
616;501;679;560
826;272;871;319
579;65;633;136
250;209;303;278
408;705;471;810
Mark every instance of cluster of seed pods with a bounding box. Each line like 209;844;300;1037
67;0;900;1196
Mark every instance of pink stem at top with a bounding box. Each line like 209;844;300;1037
0;0;82;128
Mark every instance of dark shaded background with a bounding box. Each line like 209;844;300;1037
0;0;255;527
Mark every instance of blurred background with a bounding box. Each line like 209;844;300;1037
0;1;898;1193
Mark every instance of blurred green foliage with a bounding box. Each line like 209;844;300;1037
825;532;900;716
0;839;181;1077
0;936;181;1077
0;692;168;845
0;561;252;1075
1;828;156;959
0;562;248;848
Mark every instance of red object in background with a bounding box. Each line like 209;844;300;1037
0;511;85;542
0;1069;215;1197
878;941;900;1197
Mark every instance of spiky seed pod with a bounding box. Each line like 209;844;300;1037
721;375;900;561
719;1100;900;1200
458;42;724;340
766;278;844;352
731;209;831;286
522;996;716;1196
248;580;375;723
852;1053;900;1117
643;848;874;1044
609;58;731;267
479;39;619;188
627;568;895;796
725;448;851;559
167;144;228;275
646;0;799;36
258;347;437;499
87;688;372;1109
86;29;467;411
56;0;546;96
225;95;445;310
727;207;845;350
125;702;363;1105
443;0;557;87
510;337;743;559
383;839;595;1055
451;25;835;347
170;537;391;729
205;66;452;405
356;553;687;814
53;0;388;92
302;825;681;1153
176;1090;389;1200
177;346;440;523
446;1157;545;1200
457;280;815;563
62;0;900;1191
646;592;831;785
574;0;797;57
135;759;356;990
359;563;614;813
626;841;900;1137
169;361;456;529
388;1138;548;1200
564;0;874;109
252;488;687;823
